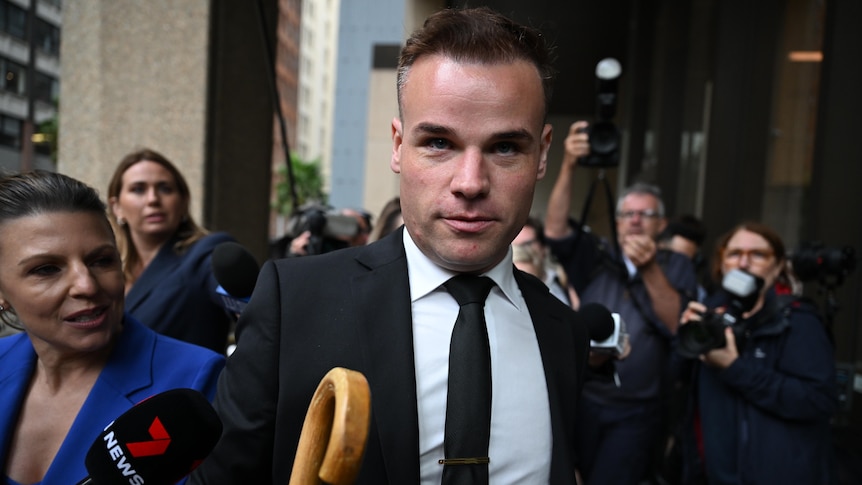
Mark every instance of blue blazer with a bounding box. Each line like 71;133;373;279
126;232;236;353
0;316;225;484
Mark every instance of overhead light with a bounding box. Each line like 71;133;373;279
788;51;822;62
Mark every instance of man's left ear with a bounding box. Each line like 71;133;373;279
391;117;404;174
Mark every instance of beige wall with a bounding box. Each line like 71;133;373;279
362;67;399;222
58;1;277;259
59;0;211;221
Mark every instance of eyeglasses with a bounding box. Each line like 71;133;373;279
723;248;775;264
616;209;661;220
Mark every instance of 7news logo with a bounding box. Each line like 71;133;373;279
102;417;172;484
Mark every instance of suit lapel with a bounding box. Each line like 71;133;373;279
516;270;580;484
125;240;181;312
0;336;36;470
351;230;421;483
0;319;157;482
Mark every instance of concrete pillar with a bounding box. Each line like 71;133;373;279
59;0;275;260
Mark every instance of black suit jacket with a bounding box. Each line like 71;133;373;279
191;228;589;484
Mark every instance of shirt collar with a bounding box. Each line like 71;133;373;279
402;227;522;310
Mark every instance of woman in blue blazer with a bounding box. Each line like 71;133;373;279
107;148;236;353
0;171;224;485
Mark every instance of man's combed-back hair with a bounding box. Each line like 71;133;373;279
397;6;556;118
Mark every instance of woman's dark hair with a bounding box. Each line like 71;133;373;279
107;148;208;283
0;170;110;328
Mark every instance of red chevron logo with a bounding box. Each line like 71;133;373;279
126;417;171;457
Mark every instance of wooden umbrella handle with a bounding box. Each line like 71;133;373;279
288;367;371;485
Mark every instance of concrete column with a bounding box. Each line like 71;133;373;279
59;0;276;260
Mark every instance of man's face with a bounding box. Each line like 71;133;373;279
391;55;552;273
616;193;667;240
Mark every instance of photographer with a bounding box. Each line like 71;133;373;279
269;206;372;258
676;222;837;485
544;122;698;485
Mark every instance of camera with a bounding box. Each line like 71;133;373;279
580;58;622;168
285;203;361;255
790;242;856;284
677;269;764;359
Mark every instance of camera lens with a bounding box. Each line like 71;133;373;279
791;243;856;282
677;318;726;359
588;122;621;155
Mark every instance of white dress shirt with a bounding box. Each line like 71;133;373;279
404;229;552;484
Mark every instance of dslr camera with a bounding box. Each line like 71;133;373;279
791;242;856;285
580;58;623;168
677;269;764;359
285;203;361;256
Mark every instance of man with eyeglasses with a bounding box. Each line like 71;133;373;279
543;121;698;485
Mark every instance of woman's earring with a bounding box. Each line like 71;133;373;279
117;217;126;226
0;304;5;312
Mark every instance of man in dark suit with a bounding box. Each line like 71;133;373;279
191;6;590;484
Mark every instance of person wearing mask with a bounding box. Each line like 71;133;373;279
677;222;836;485
191;7;590;484
0;170;224;484
107;148;236;353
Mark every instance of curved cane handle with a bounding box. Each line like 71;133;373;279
288;367;371;485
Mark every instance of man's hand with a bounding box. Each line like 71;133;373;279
621;234;658;268
289;230;311;256
562;121;591;169
545;120;590;240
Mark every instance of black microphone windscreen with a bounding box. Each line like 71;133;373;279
212;241;260;298
579;302;615;342
84;388;222;485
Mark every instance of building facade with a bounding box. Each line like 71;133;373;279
0;0;61;173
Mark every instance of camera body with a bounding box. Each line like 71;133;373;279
285;203;360;255
791;241;856;284
677;269;764;359
580;58;622;168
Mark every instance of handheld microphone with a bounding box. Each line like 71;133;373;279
211;241;260;315
580;302;628;356
76;388;222;485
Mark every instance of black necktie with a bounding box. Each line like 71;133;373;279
441;274;495;485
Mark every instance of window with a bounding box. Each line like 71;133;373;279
33;71;58;104
35;18;60;56
0;1;28;40
2;57;26;95
0;114;21;148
